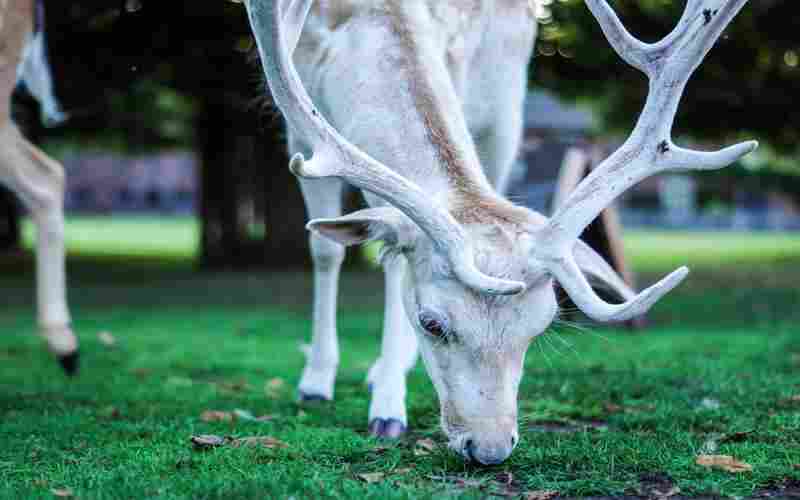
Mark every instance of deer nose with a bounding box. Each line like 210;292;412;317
464;436;515;466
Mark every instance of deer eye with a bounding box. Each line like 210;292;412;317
419;310;450;341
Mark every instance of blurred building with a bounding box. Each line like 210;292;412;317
61;151;197;214
510;91;800;232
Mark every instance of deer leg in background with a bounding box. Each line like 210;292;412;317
367;255;418;438
0;124;77;374
293;136;345;401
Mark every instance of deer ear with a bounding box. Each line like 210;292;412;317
307;207;419;248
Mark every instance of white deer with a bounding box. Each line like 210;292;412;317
248;0;756;465
0;0;76;373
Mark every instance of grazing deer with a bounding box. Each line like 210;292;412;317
247;0;755;464
0;0;76;373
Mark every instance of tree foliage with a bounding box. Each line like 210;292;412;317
533;0;799;155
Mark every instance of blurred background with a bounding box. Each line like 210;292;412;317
1;0;798;319
3;3;800;495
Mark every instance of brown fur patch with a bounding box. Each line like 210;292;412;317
312;0;358;30
383;2;487;193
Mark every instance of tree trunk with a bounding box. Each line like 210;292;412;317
0;187;20;253
196;93;310;269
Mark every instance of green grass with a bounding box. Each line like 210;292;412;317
22;217;800;271
2;217;800;499
21;216;200;260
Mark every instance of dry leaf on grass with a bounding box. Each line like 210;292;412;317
98;331;116;347
233;409;276;422
200;411;234;422
230;436;289;449
131;368;152;378
190;434;229;449
523;491;559;500
217;379;250;393
495;471;514;485
698;398;721;410
265;378;286;398
51;488;74;498
695;454;752;473
652;486;681;499
719;430;753;443
414;438;437;456
191;434;288;450
99;406;122;419
356;472;385;483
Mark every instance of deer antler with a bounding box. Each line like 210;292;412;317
245;0;525;296
533;0;757;322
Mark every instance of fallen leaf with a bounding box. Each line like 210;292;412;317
98;331;116;347
51;488;74;497
455;477;486;488
200;411;234;422
495;471;514;485
695;454;752;473
604;402;623;414
99;406;121;419
190;434;228;450
701;433;721;454
394;467;413;475
230;436;289;449
356;472;385;483
131;368;151;378
233;409;276;422
719;430;753;443
414;438;437;456
698;398;721;410
793;464;800;470
217;379;250;393
266;378;285;390
265;378;286;398
652;487;681;499
523;491;559;500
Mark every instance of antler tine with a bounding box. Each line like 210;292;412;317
533;0;757;322
245;0;525;296
584;0;652;73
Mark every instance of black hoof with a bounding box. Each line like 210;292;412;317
299;392;331;403
58;351;79;376
368;418;407;439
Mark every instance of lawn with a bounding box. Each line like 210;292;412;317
2;217;800;499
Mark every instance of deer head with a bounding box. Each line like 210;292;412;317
246;0;756;464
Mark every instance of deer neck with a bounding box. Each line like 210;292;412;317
306;1;505;222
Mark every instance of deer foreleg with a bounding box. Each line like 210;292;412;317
295;139;345;401
0;124;77;374
367;255;418;438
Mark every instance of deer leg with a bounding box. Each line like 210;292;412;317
294;136;345;401
367;255;418;438
0;124;77;374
